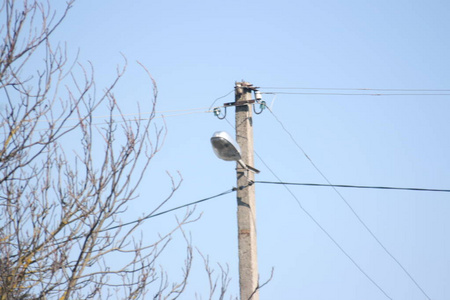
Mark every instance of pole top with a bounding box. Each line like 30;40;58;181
235;81;258;90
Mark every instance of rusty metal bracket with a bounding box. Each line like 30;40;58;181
223;99;256;107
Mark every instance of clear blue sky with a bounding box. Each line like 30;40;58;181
51;0;450;299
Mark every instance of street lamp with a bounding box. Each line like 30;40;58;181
210;82;260;300
210;131;260;174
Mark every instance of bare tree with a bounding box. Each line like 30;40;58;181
0;1;198;299
196;249;233;300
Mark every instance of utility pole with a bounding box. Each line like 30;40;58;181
234;81;259;300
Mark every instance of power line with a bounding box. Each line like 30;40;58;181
266;107;431;299
261;92;450;96
30;106;214;124
255;181;450;193
259;177;393;299
209;89;234;110
259;86;450;92
222;117;392;299
50;187;238;247
4;90;235;130
22;106;221;133
102;187;237;232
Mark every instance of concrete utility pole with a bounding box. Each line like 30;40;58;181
234;81;259;300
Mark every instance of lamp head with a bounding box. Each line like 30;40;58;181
210;131;242;162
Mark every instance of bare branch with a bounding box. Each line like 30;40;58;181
247;268;275;300
0;1;208;299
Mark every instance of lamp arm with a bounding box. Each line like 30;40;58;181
238;159;260;174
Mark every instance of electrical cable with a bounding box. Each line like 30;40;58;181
50;187;240;248
254;181;450;193
101;187;238;232
29;107;218;132
266;107;431;299
259;87;450;92
209;89;234;110
261;92;450;96
10;106;213;126
222;117;392;299
257;159;392;299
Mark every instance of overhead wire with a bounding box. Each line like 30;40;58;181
254;181;450;193
17;106;221;133
261;92;450;96
265;106;431;299
9;87;435;297
222;116;393;299
3;89;234;131
208;89;234;110
19;106;215;125
259;86;450;92
101;187;238;233
49;187;238;248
